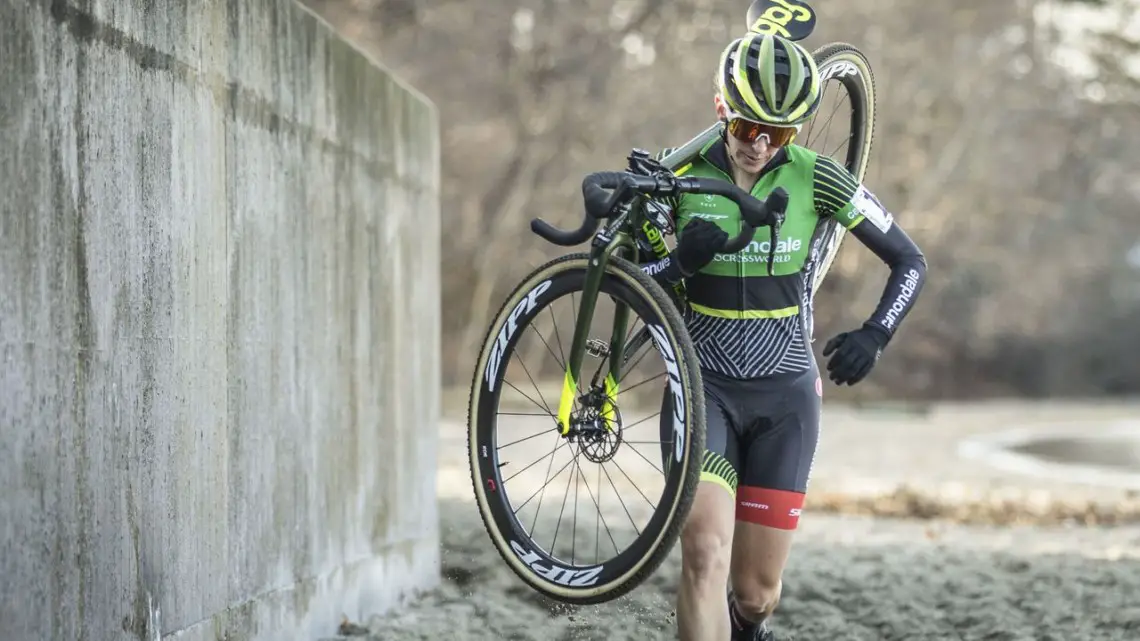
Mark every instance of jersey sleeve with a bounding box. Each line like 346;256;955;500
812;155;928;340
813;155;870;230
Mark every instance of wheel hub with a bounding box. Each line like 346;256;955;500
566;386;623;463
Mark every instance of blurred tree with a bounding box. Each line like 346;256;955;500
304;0;1140;400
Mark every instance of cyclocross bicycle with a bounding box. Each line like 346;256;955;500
467;0;877;606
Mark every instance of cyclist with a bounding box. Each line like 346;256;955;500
635;33;927;641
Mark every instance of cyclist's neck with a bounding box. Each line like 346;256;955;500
724;147;764;192
730;166;761;192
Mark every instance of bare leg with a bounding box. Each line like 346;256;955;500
730;516;797;629
676;481;737;641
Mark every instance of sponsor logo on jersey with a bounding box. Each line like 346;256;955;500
881;268;921;330
712;237;803;264
690;213;728;221
641;257;672;277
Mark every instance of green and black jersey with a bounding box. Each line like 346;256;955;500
638;137;927;380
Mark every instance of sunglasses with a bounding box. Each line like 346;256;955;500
724;111;799;147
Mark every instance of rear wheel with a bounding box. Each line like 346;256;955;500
799;43;877;301
467;252;705;605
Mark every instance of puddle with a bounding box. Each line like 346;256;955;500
1008;435;1140;471
956;423;1140;490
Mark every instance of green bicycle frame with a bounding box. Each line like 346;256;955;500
552;136;713;436
555;214;640;436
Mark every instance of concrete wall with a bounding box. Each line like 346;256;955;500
0;1;440;640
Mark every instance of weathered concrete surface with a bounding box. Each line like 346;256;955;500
0;1;440;640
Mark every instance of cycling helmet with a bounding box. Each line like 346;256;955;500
716;32;822;126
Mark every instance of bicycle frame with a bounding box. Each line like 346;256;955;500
555;200;640;436
548;122;786;436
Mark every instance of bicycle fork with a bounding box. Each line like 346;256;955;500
557;235;632;436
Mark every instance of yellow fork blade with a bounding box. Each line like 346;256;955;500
557;371;577;435
601;372;619;432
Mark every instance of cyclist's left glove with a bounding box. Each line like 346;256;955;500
822;323;890;386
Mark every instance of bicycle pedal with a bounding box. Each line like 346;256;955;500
585;339;610;359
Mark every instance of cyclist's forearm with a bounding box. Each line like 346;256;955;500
851;222;927;338
640;253;685;287
868;254;926;337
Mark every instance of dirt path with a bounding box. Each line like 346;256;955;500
357;400;1140;640
362;500;1140;640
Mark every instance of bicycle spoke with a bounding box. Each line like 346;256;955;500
620;371;667;395
514;453;576;517
623;440;664;476
572;448;580;565
619;319;650;370
513;349;554;417
806;79;839;145
570;453;621;559
600;461;642;535
621;340;656;381
816;94;846;151
532;429;577;535
623;410;661;431
801;82;825;143
609;457;657;511
551;447;583;554
548;304;568;371
502;379;554;418
825;91;852;157
804;85;841;150
623;317;644;346
819;85;844;129
497;412;555;418
498;428;557;450
596;462;602;565
828;134;851;160
502;432;565;484
529;319;566;376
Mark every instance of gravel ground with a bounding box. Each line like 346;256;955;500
355;498;1140;641
344;400;1140;641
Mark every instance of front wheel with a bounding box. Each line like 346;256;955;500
467;252;705;605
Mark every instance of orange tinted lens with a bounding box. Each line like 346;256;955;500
727;119;796;146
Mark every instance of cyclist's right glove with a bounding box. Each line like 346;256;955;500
640;218;728;286
675;219;728;276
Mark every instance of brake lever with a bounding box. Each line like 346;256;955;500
627;151;684;235
766;208;786;276
767;221;779;277
626;151;683;196
626;148;663;177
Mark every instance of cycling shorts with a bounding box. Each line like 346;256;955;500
660;366;822;530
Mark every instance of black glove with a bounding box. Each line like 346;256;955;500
675;219;729;276
822;323;890;386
